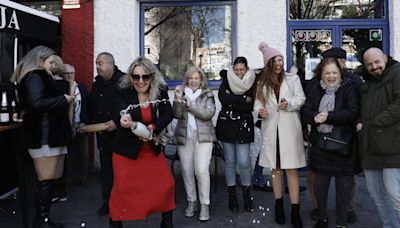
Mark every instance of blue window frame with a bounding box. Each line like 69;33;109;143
286;0;389;72
139;0;237;89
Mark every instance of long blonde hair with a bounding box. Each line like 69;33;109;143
119;56;166;101
256;57;285;105
51;55;64;77
10;46;56;83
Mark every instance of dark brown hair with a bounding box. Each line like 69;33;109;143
256;56;285;105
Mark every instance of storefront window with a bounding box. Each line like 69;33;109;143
141;2;234;80
342;28;383;71
289;0;385;20
292;29;332;80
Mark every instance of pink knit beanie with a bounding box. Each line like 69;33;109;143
258;41;283;66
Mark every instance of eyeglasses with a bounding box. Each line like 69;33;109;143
130;74;152;82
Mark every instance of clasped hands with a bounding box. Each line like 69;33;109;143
258;99;288;119
314;112;329;124
174;85;191;108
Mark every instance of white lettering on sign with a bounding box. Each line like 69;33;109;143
0;6;20;30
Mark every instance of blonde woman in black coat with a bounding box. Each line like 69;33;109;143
11;46;75;228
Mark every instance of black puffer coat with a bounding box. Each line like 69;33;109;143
301;78;361;176
216;70;256;144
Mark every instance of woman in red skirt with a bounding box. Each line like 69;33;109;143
109;57;175;228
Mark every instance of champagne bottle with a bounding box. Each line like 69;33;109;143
11;100;18;122
0;91;10;125
131;121;152;139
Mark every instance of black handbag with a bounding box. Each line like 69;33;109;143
317;127;353;156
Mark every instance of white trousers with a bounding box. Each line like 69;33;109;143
177;137;212;205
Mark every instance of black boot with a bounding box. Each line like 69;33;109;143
160;210;174;228
52;178;68;203
109;218;122;228
242;185;254;212
228;186;239;212
274;197;285;224
32;180;64;228
291;204;303;228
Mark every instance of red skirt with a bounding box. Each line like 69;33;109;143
109;143;175;221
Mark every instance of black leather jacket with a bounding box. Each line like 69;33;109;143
19;70;71;149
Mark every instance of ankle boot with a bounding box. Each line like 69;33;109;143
160;210;174;228
291;204;303;228
52;178;68;203
184;201;198;217
274;197;285;224
199;203;209;221
242;185;254;212
32;180;64;228
227;186;239;212
109;218;122;228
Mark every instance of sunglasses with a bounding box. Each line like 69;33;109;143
130;74;152;81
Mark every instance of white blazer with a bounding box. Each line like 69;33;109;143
254;73;306;169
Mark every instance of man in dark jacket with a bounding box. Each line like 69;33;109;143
359;47;400;227
89;52;125;216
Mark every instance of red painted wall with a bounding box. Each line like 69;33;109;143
61;1;94;87
61;1;95;165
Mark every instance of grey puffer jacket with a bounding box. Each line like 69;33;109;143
173;88;217;145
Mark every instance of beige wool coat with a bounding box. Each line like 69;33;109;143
254;73;306;169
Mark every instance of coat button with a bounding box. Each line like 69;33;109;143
100;94;103;97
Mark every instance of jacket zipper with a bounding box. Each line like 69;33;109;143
323;136;349;145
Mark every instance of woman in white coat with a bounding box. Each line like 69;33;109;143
254;42;306;228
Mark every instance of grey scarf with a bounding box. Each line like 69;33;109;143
317;80;340;133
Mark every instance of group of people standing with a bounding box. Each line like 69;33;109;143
9;41;400;228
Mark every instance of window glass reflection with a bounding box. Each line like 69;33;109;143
289;0;385;20
144;5;232;80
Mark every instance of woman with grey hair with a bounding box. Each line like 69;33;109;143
173;66;216;221
11;46;75;228
108;57;175;228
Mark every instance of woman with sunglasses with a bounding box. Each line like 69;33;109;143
108;57;175;228
254;42;305;228
172;66;216;221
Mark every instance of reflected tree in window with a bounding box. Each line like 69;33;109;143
289;0;385;19
144;5;232;80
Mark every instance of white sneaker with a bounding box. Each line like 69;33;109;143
184;201;198;217
199;204;209;221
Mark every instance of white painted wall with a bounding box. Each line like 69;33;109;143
94;0;140;74
390;0;400;60
237;0;287;69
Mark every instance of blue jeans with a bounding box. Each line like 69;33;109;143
222;142;251;186
364;168;400;228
